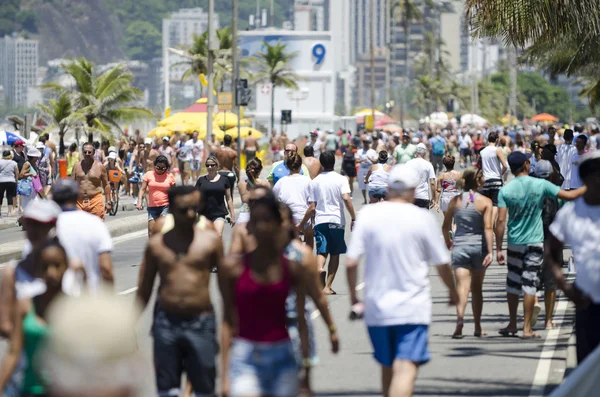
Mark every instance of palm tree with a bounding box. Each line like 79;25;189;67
170;27;234;93
247;40;301;135
413;75;444;115
43;58;155;143
37;92;77;156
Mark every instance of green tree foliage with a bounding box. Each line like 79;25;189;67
122;21;162;61
0;0;38;36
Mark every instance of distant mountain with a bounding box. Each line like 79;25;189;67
5;0;292;65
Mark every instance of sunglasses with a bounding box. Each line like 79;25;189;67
155;166;167;171
284;149;292;153
83;150;93;155
206;163;217;168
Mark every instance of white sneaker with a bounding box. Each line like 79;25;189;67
133;197;138;206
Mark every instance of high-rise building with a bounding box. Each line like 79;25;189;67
162;8;219;108
0;36;39;107
294;0;328;31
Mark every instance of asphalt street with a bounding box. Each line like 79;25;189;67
105;192;574;397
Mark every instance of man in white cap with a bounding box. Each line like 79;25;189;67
346;164;457;397
159;136;176;167
406;143;437;210
41;291;144;397
185;131;205;182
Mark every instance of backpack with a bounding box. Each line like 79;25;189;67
432;138;445;156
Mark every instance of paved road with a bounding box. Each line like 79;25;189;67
105;192;574;397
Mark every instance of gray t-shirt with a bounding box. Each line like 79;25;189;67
0;159;17;183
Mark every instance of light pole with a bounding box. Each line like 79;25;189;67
370;0;376;129
232;0;241;170
207;0;216;142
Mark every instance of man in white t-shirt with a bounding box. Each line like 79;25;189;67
458;129;473;168
51;179;114;292
569;134;588;189
185;131;205;182
406;143;437;210
546;151;600;364
307;131;323;159
308;150;356;294
557;129;577;189
346;164;457;397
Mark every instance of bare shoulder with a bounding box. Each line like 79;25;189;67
287;241;316;276
256;178;270;188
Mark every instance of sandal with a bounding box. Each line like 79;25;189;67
498;328;519;337
520;332;542;340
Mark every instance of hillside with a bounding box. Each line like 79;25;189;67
3;0;290;64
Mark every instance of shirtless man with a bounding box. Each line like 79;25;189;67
243;131;258;161
71;142;111;220
158;136;176;167
138;137;160;172
303;145;321;179
270;130;282;163
216;134;240;198
136;185;222;397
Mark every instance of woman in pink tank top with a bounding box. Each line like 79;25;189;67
219;193;338;397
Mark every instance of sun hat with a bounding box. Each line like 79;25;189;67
22;200;62;224
108;152;118;160
26;148;42;158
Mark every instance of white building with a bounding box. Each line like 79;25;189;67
294;0;327;31
240;30;335;138
0;36;39;107
162;8;219;108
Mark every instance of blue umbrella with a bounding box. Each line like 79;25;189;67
0;131;26;145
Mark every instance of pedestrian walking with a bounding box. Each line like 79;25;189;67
302;145;321;179
136;155;176;235
274;153;315;248
545;151;600;363
341;143;357;196
442;167;494;338
346;164;458;397
308;151;356;294
71;142;112;220
437;155;461;215
364;150;392;203
219;193;338;397
268;143;310;185
237;158;269;224
196;156;236;237
0;150;18;217
65;143;80;177
35;142;52;197
18;148;42;210
216;134;240;198
496;152;585;338
136;185;222;397
356;136;377;204
479;131;508;222
406;143;437;210
556;129;577;189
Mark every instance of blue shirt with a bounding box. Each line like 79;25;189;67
267;160;310;185
498;176;561;245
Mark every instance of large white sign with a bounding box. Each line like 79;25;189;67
240;31;335;138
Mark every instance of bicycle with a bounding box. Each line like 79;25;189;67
128;165;146;210
108;169;122;216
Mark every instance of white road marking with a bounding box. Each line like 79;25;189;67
0;229;148;269
528;295;569;397
118;286;138;295
311;282;365;320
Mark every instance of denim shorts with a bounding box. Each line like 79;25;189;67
148;205;169;221
368;186;387;200
152;305;218;397
229;339;298;397
452;243;485;270
314;223;347;256
368;324;430;367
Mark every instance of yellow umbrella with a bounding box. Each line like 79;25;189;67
148;126;171;138
158;112;207;127
214;112;240;129
225;127;263;139
354;108;384;117
239;118;251;126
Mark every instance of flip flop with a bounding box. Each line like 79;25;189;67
498;328;519;337
452;333;464;339
520;333;542;340
474;330;488;337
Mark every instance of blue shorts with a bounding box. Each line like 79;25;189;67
368;324;430;367
314;223;347;256
229;339;298;397
368;186;387;200
190;159;201;171
147;205;169;221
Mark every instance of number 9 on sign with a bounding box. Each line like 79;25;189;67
312;44;325;65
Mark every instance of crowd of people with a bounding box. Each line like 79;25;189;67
0;121;598;397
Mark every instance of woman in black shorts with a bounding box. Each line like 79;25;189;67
195;156;235;237
341;143;357;196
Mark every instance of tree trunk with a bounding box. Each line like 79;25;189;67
402;5;410;128
270;81;275;135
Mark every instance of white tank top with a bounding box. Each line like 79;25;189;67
480;146;503;181
368;164;389;188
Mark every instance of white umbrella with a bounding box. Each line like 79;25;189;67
429;111;449;122
460;113;487;127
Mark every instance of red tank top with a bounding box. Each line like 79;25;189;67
235;255;291;342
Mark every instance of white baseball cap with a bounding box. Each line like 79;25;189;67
108;152;118;160
388;165;420;191
416;142;427;152
144;138;153;145
27;148;42;158
36;142;45;150
22;199;62;223
108;146;117;153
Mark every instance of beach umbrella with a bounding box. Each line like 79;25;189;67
214;112;240;129
0;130;27;145
148;126;173;139
531;113;558;123
354;109;385;117
225;127;263;139
460;113;488;127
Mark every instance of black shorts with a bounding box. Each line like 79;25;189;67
218;170;236;197
342;165;357;178
575;300;600;363
414;198;430;209
480;179;503;207
245;150;256;160
152;304;218;396
460;148;471;158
